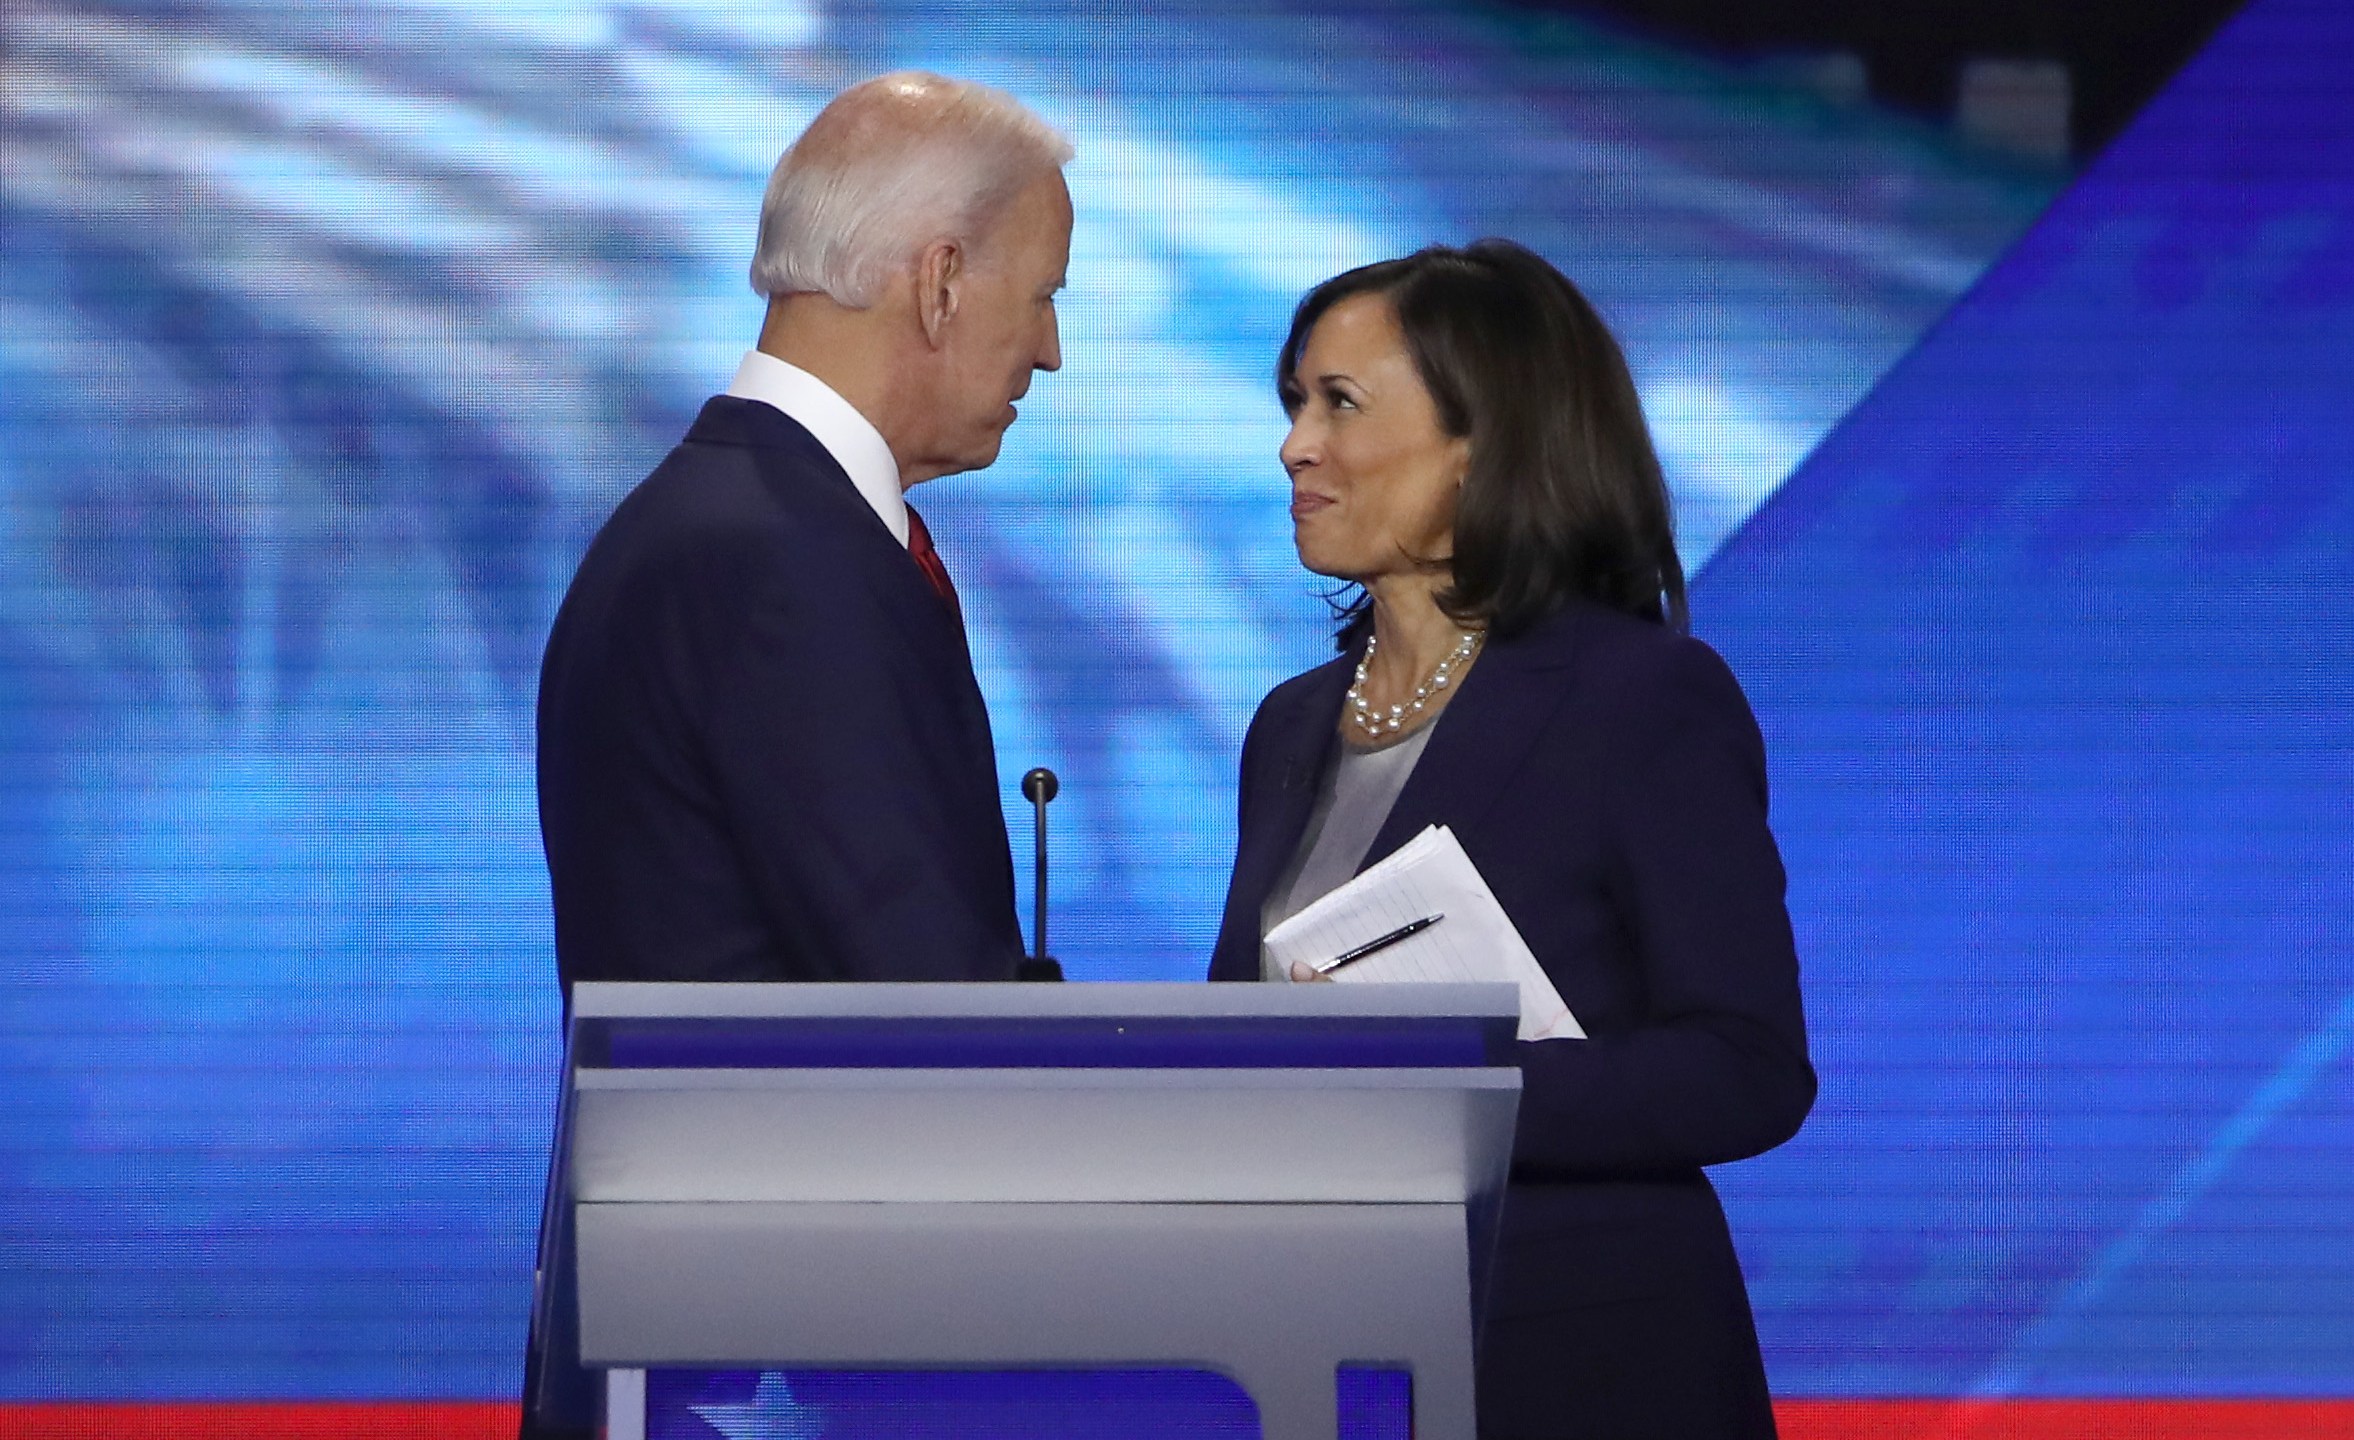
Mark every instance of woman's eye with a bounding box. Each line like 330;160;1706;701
1328;389;1358;411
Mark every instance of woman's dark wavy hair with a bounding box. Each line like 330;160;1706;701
1278;239;1687;642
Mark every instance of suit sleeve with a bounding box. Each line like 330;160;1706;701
1509;640;1816;1174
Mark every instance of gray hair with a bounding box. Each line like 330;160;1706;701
750;72;1074;308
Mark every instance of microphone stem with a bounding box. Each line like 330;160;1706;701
1032;794;1049;963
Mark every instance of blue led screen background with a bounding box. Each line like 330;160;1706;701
1702;0;2354;1396
3;0;2348;1413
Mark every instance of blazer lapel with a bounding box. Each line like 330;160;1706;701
701;396;971;654
694;394;994;791
1357;606;1586;872
1227;654;1352;929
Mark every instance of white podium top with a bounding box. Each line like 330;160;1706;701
562;980;1523;1206
570;979;1521;1021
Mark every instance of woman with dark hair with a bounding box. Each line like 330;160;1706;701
1209;240;1814;1437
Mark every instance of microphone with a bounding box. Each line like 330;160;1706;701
1017;767;1063;981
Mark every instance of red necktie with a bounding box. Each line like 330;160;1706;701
903;504;964;625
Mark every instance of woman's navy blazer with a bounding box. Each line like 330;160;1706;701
1210;599;1815;1437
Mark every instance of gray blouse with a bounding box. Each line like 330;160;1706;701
1258;719;1440;981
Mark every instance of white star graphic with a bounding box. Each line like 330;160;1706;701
689;1371;826;1439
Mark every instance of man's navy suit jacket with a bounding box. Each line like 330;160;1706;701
537;395;1024;989
1210;600;1815;1437
525;397;1025;1437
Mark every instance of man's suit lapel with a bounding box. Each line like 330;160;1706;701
1357;606;1585;873
697;396;971;655
692;394;996;794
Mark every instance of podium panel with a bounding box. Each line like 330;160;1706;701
582;1202;1468;1439
527;982;1522;1440
572;1066;1515;1204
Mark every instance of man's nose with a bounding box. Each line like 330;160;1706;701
1036;310;1063;373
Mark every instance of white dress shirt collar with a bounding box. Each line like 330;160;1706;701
725;349;908;546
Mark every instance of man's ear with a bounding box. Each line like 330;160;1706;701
916;238;963;348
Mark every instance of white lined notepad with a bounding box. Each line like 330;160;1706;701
1264;824;1584;1042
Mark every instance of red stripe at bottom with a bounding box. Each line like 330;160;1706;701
2;1400;2351;1438
1776;1400;2354;1439
0;1404;519;1439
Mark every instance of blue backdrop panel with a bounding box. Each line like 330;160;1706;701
1699;0;2354;1399
0;0;2049;1402
14;0;2342;1413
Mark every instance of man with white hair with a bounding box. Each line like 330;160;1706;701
522;72;1073;1438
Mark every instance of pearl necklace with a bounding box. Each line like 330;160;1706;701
1348;630;1482;737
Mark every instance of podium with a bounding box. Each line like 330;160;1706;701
527;982;1522;1440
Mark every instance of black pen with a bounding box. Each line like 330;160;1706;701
1314;913;1445;975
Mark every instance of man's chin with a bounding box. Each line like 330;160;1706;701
924;437;1007;482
